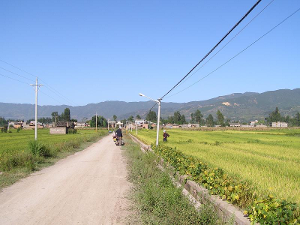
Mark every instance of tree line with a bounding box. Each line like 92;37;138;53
266;107;300;126
144;107;300;127
2;107;300;128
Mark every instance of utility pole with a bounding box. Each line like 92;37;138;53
96;112;98;132
156;99;161;146
30;77;42;141
108;119;110;130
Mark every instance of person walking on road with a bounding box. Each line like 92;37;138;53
115;127;123;146
163;130;170;142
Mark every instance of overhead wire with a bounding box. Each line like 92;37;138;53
42;84;77;106
175;0;275;90
167;6;300;98
160;0;262;100
0;59;36;79
0;72;63;104
0;66;35;83
145;0;263;114
39;90;64;105
0;72;31;85
0;59;77;106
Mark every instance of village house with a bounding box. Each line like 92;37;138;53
164;123;173;129
229;123;241;127
271;122;288;128
29;121;44;128
188;123;200;128
135;119;146;126
74;122;88;128
250;120;258;126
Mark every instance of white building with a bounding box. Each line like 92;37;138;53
75;122;88;128
250;120;258;126
229;123;241;127
272;122;288;128
188;123;200;128
135;119;146;126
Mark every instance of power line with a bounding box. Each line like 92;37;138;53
42;84;76;106
145;0;262;114
0;59;77;105
176;0;275;89
0;72;30;85
160;0;262;100
40;90;64;105
0;66;35;82
0;72;67;105
0;59;36;79
167;6;300;98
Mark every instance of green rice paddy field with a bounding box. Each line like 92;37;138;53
0;129;107;167
134;128;300;204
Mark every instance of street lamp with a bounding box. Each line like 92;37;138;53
139;93;161;146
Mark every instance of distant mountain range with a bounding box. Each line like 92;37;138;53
1;88;300;122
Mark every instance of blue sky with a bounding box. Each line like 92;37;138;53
1;0;299;106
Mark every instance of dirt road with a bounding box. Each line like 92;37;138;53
0;135;131;225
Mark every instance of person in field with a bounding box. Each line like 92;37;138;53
163;130;170;142
115;127;123;146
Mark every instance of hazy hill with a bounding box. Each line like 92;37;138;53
1;88;300;122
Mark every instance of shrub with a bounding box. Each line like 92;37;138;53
29;140;52;157
68;128;77;134
0;152;36;171
2;125;8;133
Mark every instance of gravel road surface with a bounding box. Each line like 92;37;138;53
0;134;131;225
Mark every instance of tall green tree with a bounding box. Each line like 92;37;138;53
113;115;117;121
206;114;214;127
216;110;225;126
173;111;186;125
173;111;181;124
168;116;174;124
0;117;8;127
194;110;203;124
268;107;282;122
146;110;157;123
61;108;70;121
51;112;59;123
121;119;127;126
294;112;300;126
190;113;195;123
127;116;134;122
90;115;108;127
181;115;186;124
136;115;141;119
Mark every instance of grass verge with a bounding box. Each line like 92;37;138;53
123;135;224;225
